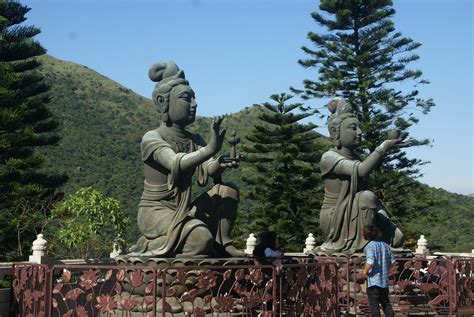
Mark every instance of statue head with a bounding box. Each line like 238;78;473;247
149;62;197;127
327;97;361;149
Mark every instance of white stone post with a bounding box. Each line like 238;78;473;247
415;234;429;256
29;233;49;264
245;233;257;255
303;233;316;254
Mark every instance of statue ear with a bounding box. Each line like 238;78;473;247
155;95;165;107
156;95;169;112
155;95;170;123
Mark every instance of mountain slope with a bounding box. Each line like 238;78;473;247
37;55;474;252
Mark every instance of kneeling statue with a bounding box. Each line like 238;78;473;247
318;97;408;254
129;62;242;257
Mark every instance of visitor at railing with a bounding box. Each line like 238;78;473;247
253;231;284;266
362;225;395;317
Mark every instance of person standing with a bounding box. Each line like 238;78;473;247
362;225;395;317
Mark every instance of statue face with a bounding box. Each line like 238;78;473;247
339;117;362;149
168;84;197;127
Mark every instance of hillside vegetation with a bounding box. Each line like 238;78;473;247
38;55;473;252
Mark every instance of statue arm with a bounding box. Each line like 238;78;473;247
207;159;223;178
153;146;214;173
150;117;226;174
328;141;396;177
357;140;405;176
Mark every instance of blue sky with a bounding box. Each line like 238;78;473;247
22;0;473;195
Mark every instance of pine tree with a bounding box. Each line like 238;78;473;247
0;0;66;259
292;0;436;227
241;93;326;251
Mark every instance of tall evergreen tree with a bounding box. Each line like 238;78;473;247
292;0;436;228
0;0;66;259
241;93;326;251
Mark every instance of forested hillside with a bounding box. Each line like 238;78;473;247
38;55;473;252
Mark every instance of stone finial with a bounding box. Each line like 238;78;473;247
245;233;257;255
415;234;429;255
304;233;316;253
29;233;49;264
32;234;47;256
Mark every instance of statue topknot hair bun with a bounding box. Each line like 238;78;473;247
328;97;350;114
149;62;185;83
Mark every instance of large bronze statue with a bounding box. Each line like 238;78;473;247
129;62;242;257
317;97;407;254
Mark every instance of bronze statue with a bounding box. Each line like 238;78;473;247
129;62;242;257
317;97;407;254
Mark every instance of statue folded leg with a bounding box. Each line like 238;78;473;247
375;210;405;248
191;182;244;257
130;204;213;257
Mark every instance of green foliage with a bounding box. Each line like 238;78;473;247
48;187;129;259
294;0;439;239
403;188;474;253
240;93;327;251
0;1;66;260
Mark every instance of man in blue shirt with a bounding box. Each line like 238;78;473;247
362;225;394;317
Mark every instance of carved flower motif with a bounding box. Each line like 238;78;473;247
65;288;85;301
234;269;246;281
129;270;143;288
23;289;33;310
197;270;216;291
79;270;98;290
75;305;88;317
32;290;43;302
95;295;117;314
214;294;235;312
249;269;263;285
116;269;126;281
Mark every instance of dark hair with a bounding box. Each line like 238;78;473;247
253;231;277;257
363;225;381;241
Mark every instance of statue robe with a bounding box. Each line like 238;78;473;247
319;149;372;253
130;128;211;256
